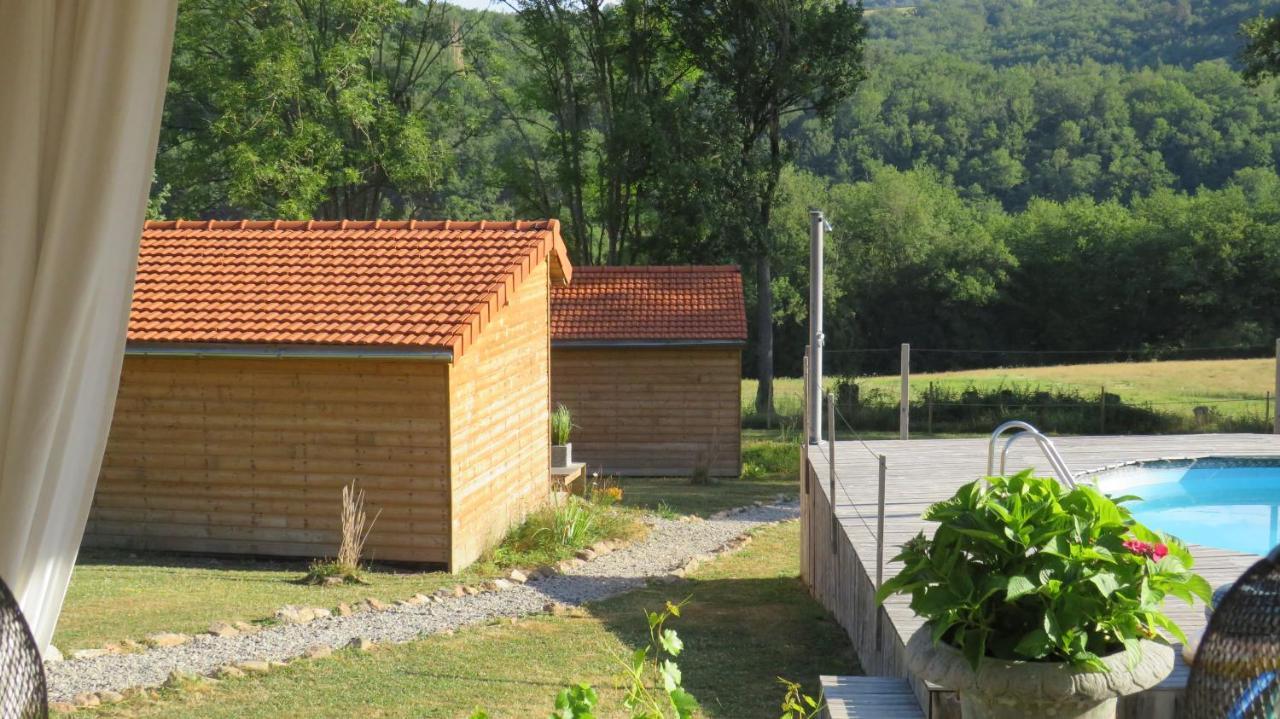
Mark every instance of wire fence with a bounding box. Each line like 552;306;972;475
816;343;1274;376
745;341;1279;436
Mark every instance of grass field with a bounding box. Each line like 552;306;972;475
65;521;855;719
744;358;1275;427
55;440;800;654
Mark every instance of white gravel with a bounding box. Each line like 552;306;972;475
46;500;798;701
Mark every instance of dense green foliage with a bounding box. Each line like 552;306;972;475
868;0;1262;69
877;471;1211;670
151;0;1280;392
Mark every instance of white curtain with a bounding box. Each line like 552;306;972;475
0;0;176;652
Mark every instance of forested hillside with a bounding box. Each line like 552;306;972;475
149;0;1280;403
869;0;1262;68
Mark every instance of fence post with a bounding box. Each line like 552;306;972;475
1274;339;1279;435
802;345;811;444
875;455;886;592
926;382;934;436
1266;391;1272;431
876;454;887;647
899;343;910;440
1100;385;1106;434
827;393;837;553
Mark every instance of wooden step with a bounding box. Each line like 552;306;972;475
821;676;926;719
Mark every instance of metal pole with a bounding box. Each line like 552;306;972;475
1100;385;1106;434
899;343;910;440
808;210;825;445
1266;391;1272;430
828;392;837;553
1274;339;1279;434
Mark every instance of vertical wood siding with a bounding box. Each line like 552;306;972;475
447;262;552;569
87;356;452;564
550;347;741;477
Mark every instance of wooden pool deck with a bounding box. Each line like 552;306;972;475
801;433;1280;719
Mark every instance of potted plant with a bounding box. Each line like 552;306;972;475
551;403;574;467
877;470;1212;719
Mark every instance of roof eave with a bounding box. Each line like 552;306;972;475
551;338;746;349
124;341;455;362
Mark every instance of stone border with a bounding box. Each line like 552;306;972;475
49;531;652;664
48;498;792;710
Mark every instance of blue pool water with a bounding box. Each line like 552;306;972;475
1094;458;1280;556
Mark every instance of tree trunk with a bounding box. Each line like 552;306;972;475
754;257;774;417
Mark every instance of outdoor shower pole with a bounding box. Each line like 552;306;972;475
808;210;826;444
899;343;910;440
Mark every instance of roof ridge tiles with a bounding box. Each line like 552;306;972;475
130;219;573;356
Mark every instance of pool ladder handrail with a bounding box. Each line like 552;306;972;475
987;420;1078;488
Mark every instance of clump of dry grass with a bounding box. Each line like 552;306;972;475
304;481;381;585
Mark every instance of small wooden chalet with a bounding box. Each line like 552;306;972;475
86;219;572;570
550;266;746;477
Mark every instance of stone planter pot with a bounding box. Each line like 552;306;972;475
906;625;1173;719
551;443;572;468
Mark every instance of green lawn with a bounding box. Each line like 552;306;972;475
618;439;801;517
745;357;1275;424
56;440;800;653
68;521;857;719
57;552;483;654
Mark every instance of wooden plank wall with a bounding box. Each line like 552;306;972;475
87;356;452;564
802;455;934;713
550;347;741;477
448;260;552;569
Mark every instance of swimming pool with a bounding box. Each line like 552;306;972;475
1093;457;1280;557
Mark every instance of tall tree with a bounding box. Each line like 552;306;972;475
675;0;867;416
157;0;471;219
1242;12;1280;86
506;0;695;264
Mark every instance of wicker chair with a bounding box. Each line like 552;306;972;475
0;576;47;719
1183;545;1280;719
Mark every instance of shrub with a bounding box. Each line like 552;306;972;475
742;439;799;479
876;470;1212;670
488;495;642;568
552;403;574;445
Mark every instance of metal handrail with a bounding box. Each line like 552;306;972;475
987;420;1077;488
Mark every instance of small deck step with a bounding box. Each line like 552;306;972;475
820;676;925;719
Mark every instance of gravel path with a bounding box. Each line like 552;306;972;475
47;500;798;701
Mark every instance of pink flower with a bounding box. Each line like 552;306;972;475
1123;539;1169;560
1123;539;1153;556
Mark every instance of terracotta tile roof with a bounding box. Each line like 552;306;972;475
551;266;746;343
129;219;572;358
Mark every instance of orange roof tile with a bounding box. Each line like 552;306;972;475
551;266;746;343
129;219;572;358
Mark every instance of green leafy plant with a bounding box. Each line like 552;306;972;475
876;470;1212;671
552;404;574;445
777;677;823;719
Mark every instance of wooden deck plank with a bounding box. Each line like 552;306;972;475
803;434;1279;719
821;676;925;719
